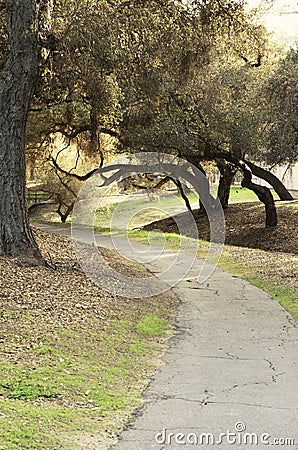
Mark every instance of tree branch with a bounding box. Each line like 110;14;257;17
241;165;277;227
50;156;99;181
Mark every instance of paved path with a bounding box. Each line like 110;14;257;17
35;223;298;449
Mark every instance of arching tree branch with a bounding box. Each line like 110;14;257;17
241;165;277;227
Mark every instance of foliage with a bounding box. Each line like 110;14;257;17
1;0;295;225
263;49;298;165
24;0;267;152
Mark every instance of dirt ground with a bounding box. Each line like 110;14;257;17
0;227;177;365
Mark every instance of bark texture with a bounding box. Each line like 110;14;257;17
216;160;237;209
0;0;53;262
241;167;277;228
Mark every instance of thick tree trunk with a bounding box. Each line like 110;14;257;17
241;167;277;228
0;0;53;263
216;160;237;209
243;159;294;201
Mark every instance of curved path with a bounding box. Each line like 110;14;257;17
35;223;298;450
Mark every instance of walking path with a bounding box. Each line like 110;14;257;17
35;223;298;449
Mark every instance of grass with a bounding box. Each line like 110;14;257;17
137;314;170;337
93;187;264;233
0;378;58;401
0;309;173;449
0;403;79;449
118;228;298;323
228;186;279;203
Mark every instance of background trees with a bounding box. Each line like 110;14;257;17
28;1;295;227
263;49;298;166
0;0;296;261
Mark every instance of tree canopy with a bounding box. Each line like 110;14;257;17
0;0;296;260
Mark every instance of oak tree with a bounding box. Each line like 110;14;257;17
0;0;54;263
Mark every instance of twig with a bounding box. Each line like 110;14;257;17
46;252;57;270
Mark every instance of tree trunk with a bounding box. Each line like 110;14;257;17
216;160;237;209
0;0;53;263
57;202;75;223
241;167;277;228
243;159;294;201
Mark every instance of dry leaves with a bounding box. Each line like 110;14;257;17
0;228;177;364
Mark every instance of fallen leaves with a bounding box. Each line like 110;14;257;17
0;227;177;365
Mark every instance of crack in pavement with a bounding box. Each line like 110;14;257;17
264;358;276;372
224;372;287;393
204;401;292;411
171;353;269;362
272;372;287;383
225;352;255;360
137;395;293;412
